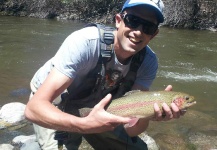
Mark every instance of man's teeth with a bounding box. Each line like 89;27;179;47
129;37;140;42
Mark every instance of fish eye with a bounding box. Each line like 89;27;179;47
185;96;189;100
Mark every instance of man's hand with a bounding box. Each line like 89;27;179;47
81;94;131;133
152;85;185;121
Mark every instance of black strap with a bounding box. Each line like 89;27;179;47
84;23;146;99
86;23;115;62
112;47;146;99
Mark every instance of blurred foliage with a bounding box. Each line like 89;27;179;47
62;0;124;22
0;0;216;28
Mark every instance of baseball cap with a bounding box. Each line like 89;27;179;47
121;0;164;23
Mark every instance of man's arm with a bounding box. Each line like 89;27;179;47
25;67;131;134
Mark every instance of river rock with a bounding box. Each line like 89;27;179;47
20;140;41;150
12;134;36;145
0;102;26;123
8;133;159;150
0;144;14;150
139;132;160;150
0;102;27;129
153;133;187;150
10;88;31;97
11;134;39;150
188;132;217;150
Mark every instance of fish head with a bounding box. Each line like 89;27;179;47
172;93;196;109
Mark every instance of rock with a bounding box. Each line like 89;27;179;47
0;102;26;123
191;124;217;137
20;140;41;150
11;134;39;150
12;134;36;145
10;88;31;97
146;110;217;150
0;102;27;130
208;27;217;32
139;132;160;150
0;144;14;150
153;133;187;150
188;132;217;150
11;133;160;150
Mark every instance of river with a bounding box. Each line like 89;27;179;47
0;16;217;149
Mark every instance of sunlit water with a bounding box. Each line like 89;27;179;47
0;16;217;147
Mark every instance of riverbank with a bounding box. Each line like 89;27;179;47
0;0;217;30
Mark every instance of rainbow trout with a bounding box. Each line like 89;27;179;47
78;91;196;118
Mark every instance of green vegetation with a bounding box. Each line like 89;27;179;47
0;0;216;29
186;143;197;150
60;0;123;22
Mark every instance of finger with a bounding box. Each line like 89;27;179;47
124;117;139;128
96;94;112;108
162;103;173;120
97;94;131;124
108;113;131;124
165;85;172;91
153;103;162;121
171;103;181;119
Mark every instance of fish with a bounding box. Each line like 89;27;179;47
78;90;196;119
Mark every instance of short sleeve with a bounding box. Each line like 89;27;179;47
52;27;99;79
134;46;158;89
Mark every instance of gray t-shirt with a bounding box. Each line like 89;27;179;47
31;26;158;98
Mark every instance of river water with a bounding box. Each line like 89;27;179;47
0;16;217;148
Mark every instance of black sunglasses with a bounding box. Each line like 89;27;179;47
121;13;158;35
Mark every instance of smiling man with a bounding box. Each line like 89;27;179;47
25;0;184;150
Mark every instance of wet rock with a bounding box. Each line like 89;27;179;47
20;140;41;150
9;132;159;150
146;110;217;150
12;134;36;145
11;134;38;150
0;144;14;150
79;138;94;150
208;27;217;32
192;124;217;137
0;102;26;124
10;88;30;97
188;132;217;150
0;102;26;129
153;133;187;150
139;132;160;150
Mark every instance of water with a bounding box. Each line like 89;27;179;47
149;28;217;116
0;16;217;147
0;16;84;106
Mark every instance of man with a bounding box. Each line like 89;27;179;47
25;0;183;149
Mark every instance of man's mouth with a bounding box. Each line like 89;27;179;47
129;37;141;44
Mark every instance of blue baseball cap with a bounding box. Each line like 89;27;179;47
121;0;165;23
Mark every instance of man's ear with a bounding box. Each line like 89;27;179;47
115;14;122;29
150;29;159;40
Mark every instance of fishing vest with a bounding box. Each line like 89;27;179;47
64;23;146;107
54;23;147;145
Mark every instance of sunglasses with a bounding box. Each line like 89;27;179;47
121;13;158;35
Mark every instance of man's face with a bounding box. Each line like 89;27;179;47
115;6;159;59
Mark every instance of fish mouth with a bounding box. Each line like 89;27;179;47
181;101;196;111
186;101;197;107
